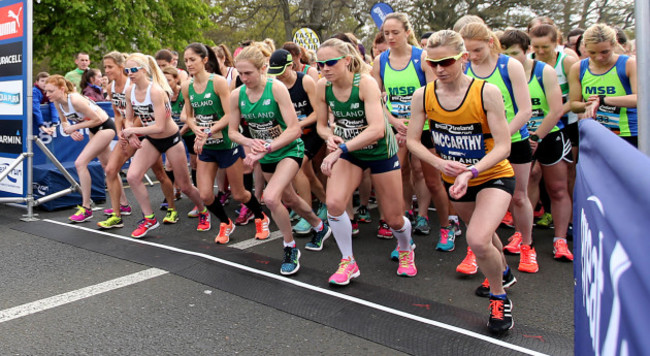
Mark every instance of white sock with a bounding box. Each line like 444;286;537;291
391;216;413;251
283;240;296;248
553;237;567;243
328;211;353;258
449;215;459;223
313;220;323;232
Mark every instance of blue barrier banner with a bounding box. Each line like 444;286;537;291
574;119;650;356
370;2;394;29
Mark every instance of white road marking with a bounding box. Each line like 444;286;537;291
42;219;547;356
230;230;284;249
0;268;167;324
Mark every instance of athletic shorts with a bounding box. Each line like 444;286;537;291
508;139;533;164
621;136;638;148
444;177;515;203
145;131;182;154
89;118;116;135
340;152;400;174
566;122;579;147
182;133;196;155
260;156;303;173
421;130;434;149
301;130;324;160
198;146;245;169
533;130;573;166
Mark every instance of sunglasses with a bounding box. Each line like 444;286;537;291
425;53;464;68
123;66;143;74
316;56;346;69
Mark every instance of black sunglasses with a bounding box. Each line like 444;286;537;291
316;56;346;69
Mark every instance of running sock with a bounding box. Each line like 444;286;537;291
449;215;459;224
391;216;413;251
191;169;197;187
165;170;175;184
489;293;507;300
243;172;253;191
313;220;324;232
206;197;229;222
145;213;155;219
283;240;296;248
244;194;264;219
553;237;567;243
328;211;353;258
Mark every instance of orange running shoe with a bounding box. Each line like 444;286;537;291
456;247;478;275
197;210;211;231
553;239;574;261
518;244;539;273
503;232;522;255
254;213;270;240
215;219;235;244
501;211;514;228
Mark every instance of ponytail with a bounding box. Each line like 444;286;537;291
146;55;172;96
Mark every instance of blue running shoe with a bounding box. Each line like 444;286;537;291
289;210;299;222
413;215;430;235
305;224;332;251
316;203;328;221
357;205;372;223
390;240;416;261
436;226;456;252
280;247;301;275
450;219;462;236
293;217;312;236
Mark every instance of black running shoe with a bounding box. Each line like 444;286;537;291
475;268;517;298
487;296;514;334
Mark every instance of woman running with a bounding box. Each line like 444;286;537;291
121;53;205;238
459;22;533;276
407;30;515;334
569;23;638;147
44;75;116;223
182;42;269;244
316;38;415;285
228;43;331;276
97;52;177;230
214;44;239;90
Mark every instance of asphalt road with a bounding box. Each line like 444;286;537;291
0;178;575;355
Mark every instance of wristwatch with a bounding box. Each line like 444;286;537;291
529;134;542;143
264;142;272;153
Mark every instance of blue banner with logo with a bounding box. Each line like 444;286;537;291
573;119;650;356
370;2;394;29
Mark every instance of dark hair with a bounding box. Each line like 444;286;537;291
185;42;221;75
214;44;235;67
575;34;584;57
282;42;301;58
615;27;628;45
529;24;557;43
567;28;585;39
499;29;530;51
155;49;173;62
36;72;50;80
373;32;386;45
75;52;89;59
330;33;355;45
80;68;100;90
241;40;253;47
420;31;434;40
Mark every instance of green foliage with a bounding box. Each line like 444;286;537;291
33;0;219;73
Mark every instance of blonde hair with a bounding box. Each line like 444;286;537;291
46;74;76;94
453;15;484;33
126;53;172;95
383;12;420;47
235;42;272;70
319;38;370;75
427;30;466;54
460;22;501;55
263;38;276;52
103;51;127;67
583;23;617;47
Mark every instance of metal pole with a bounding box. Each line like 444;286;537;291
24;0;37;221
636;0;650;155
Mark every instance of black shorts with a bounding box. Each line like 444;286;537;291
533;130;573;166
340;152;400;174
301;129;324;161
566;122;579;147
421;130;434;149
89;119;116;135
260;156;303;173
182;133;196;155
444;177;516;202
508;139;533;164
621;136;638;148
199;146;245;169
145;131;182;154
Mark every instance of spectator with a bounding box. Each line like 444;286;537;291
33;72;50;104
64;52;90;92
80;68;107;102
32;72;56;135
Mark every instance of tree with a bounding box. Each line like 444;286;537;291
33;0;219;73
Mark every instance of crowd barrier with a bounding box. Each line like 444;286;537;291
573;119;650;355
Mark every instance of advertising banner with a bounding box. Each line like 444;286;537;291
370;2;394;29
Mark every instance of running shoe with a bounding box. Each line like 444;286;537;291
187;206;200;218
456;247;478;275
450;219;462;236
305;224;332;251
293;217;312;236
553;239;574;261
160;199;169;211
217;190;231;205
501;211;514;228
396;250;417;277
533;205;545;219
197;210;211;231
289;210;299;222
328;258;360;285
351;220;360;236
280;246;301;275
405;210;415;224
69;206;92;223
174;188;182;201
377;220;393;239
357;205;372;223
503;232;522;255
234;205;254;225
254;213;270;240
475;268;517;298
413;216;430;235
316;204;328;221
390;240;416;261
436;226;456;252
535;212;553;228
163;208;179;224
215;219;235;244
103;205;132;216
97;214;124;229
518;244;539;273
488;296;514;334
131;216;159;239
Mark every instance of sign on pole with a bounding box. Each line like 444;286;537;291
370;2;394;29
293;27;320;52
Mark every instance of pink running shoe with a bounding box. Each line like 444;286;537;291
397;250;417;277
235;205;254;225
69;206;92;223
377;219;393;239
103;205;132;216
329;258;360;285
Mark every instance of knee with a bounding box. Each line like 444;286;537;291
385;215;406;230
467;234;494;258
325;196;347;216
547;182;569;201
231;188;249;203
104;163;120;178
512;191;529;207
199;190;214;203
262;190;282;210
75;159;87;171
126;171;141;186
